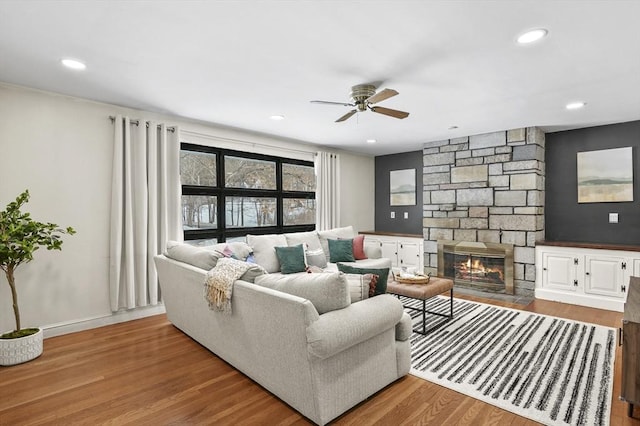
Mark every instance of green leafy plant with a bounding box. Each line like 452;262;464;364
0;190;75;339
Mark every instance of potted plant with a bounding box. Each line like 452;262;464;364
0;190;75;365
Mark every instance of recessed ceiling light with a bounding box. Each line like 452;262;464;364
566;102;586;110
366;139;377;144
270;115;285;120
517;28;548;44
61;58;87;70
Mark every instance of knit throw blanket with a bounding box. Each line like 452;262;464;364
204;257;253;314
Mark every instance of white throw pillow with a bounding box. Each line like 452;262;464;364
343;273;374;303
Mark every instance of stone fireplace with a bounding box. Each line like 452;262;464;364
437;240;514;294
422;127;545;297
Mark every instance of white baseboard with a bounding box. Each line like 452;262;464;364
42;304;167;338
535;289;624;312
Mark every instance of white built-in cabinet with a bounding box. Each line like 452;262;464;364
361;232;424;273
535;243;638;312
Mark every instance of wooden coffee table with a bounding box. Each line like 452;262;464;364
386;277;454;334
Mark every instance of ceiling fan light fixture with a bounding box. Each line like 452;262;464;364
366;139;377;144
269;114;285;120
61;58;87;70
517;28;548;44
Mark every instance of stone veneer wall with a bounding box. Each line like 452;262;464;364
422;127;545;296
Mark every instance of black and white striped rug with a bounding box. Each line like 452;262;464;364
405;296;616;426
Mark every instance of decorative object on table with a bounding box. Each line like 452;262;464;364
577;146;633;203
0;190;75;366
407;296;615;426
389;168;416;206
393;270;431;285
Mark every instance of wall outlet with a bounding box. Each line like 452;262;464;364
390;211;395;219
403;212;409;219
609;213;619;223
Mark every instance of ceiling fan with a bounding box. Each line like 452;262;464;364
311;84;410;122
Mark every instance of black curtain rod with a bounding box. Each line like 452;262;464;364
109;116;175;133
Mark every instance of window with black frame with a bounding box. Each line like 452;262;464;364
180;143;316;245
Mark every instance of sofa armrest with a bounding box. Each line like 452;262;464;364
396;312;412;341
306;294;403;359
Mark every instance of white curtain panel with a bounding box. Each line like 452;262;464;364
315;151;340;231
109;115;182;312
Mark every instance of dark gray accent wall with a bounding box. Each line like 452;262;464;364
374;150;423;234
546;120;640;244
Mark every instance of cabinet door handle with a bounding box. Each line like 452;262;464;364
543;267;547;271
586;272;590;276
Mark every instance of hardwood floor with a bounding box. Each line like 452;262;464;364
1;293;639;425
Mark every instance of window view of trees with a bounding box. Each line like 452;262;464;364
225;156;276;190
283;163;315;192
180;151;216;186
283;198;316;225
180;144;316;244
226;197;276;228
182;195;217;230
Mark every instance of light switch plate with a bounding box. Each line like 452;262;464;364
390;211;395;219
609;213;619;223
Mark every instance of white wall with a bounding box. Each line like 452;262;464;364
0;83;375;336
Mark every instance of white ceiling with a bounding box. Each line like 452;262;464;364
1;1;639;156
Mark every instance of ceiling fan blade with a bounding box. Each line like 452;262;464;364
310;100;354;107
366;88;398;104
336;110;357;122
370;106;410;119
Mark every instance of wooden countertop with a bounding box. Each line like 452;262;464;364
536;240;640;253
360;231;423;238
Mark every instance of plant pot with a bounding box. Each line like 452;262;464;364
0;328;43;366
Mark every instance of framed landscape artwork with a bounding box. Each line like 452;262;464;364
577;147;634;203
390;168;416;206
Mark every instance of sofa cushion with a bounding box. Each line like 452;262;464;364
336;263;390;296
328;238;355;263
275;244;308;274
317;226;355;262
165;241;223;270
352;234;367;260
284;230;327;269
254;272;350;314
246;234;288;273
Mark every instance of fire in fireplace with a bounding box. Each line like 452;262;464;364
437;240;514;294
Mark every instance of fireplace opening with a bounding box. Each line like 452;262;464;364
438;240;514;294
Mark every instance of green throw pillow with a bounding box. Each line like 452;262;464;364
328;239;355;263
274;244;307;274
337;263;389;296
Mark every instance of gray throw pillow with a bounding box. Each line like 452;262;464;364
254;272;350;314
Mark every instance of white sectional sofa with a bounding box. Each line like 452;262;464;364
154;226;411;425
